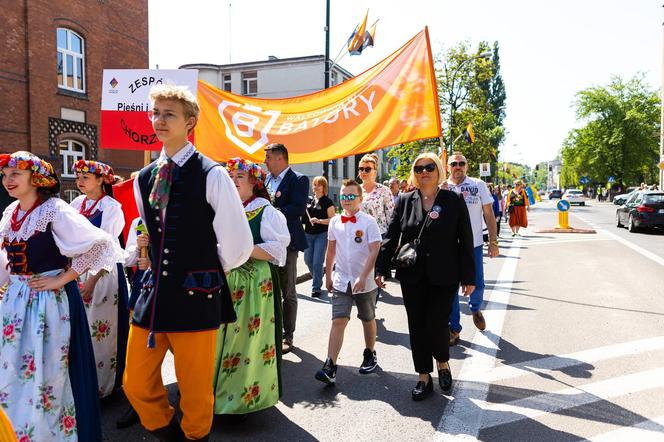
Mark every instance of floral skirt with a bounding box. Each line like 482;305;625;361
0;270;102;441
79;263;129;397
212;259;282;414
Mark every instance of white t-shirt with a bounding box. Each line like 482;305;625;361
328;211;382;293
447;176;493;247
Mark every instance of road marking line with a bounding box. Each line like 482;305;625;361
571;213;664;268
524;238;612;246
434;238;523;441
474;367;664;430
589;415;664;441
484;335;664;383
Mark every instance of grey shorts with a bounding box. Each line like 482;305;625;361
332;288;377;321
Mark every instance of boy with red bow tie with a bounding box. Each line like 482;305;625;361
315;179;382;385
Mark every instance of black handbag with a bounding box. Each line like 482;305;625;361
394;192;438;269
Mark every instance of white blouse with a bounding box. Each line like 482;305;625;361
70;194;125;239
245;198;290;267
124;217;142;267
0;198;127;285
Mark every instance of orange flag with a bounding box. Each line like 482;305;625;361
194;28;441;164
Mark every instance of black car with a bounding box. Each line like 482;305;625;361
548;189;563;199
616;191;664;232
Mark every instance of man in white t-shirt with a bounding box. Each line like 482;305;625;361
315;179;382;385
446;152;499;344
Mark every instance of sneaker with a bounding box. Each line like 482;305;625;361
359;348;378;374
311;291;321;298
315;358;337;385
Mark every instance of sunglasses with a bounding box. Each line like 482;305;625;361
449;161;466;168
358;167;374;173
339;194;359;201
413;163;437;174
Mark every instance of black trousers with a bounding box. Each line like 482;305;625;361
400;281;457;374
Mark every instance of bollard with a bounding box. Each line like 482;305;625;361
557;199;571;229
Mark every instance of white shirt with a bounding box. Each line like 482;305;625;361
244;198;290;267
133;143;253;271
447;176;493;248
327;211;382;293
124;217;142;267
265;166;290;196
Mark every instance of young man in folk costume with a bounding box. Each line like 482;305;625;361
123;84;253;441
70;159;130;397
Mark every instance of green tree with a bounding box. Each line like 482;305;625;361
560;75;660;188
386;138;439;180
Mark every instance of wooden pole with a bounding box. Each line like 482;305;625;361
143;150;151;167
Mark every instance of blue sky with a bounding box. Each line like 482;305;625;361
149;0;662;166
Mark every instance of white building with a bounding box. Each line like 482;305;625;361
547;159;562;190
180;55;392;202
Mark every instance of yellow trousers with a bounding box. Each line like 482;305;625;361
123;325;217;440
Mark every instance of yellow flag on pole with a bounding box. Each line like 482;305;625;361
194;28;441;164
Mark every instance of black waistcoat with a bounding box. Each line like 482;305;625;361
133;152;236;333
3;225;68;274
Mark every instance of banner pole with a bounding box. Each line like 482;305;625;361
143;151;151;166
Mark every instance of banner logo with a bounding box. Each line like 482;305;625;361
110;78;118;88
217;101;281;154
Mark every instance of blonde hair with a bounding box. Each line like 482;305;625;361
312;175;329;195
359;153;379;168
149;84;200;120
514;179;524;187
409;152;445;188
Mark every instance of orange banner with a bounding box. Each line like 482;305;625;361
195;28;441;164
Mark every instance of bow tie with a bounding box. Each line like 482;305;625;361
341;215;356;224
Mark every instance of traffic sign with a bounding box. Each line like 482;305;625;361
557;200;570;212
479;163;491;177
658;162;664;170
608;176;616;183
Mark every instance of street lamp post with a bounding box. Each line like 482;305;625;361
440;51;492;153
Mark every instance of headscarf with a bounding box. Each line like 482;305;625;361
0;151;58;188
225;157;266;187
73;159;115;184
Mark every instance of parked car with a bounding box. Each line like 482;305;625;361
613;187;639;205
562;189;585;206
548;189;563;199
616;191;664;232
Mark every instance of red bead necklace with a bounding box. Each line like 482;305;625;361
10;199;42;232
79;195;105;218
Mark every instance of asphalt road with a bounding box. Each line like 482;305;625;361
101;199;664;441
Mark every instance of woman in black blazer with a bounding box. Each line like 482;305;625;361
375;152;475;401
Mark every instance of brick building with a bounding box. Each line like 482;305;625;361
0;0;148;201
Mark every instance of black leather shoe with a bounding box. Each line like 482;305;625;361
115;405;140;429
149;417;184;442
411;374;433;401
438;368;453;393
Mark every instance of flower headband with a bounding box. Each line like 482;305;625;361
73;160;115;184
0;151;58;188
225;157;265;185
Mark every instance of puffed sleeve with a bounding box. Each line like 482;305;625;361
51;200;127;274
0;248;8;287
99;198;125;238
206;166;253;271
257;205;290;266
124;217;141;267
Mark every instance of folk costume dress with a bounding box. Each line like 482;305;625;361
0;197;124;441
70;194;130;397
213;196;289;415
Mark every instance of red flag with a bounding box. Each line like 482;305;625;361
113;177;139;243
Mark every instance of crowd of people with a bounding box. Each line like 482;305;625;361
0;84;521;440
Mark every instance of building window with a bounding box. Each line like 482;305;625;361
57;28;85;93
342;157;349;178
331;71;338;86
63;189;81;203
223;74;232;92
241;71;257;96
59;140;85;178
